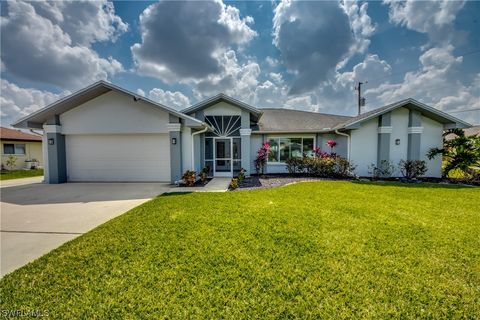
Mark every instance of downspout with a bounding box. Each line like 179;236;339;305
335;129;350;161
191;125;209;171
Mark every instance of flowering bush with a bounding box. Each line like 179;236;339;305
313;147;336;158
254;142;270;174
326;140;337;148
182;170;196;186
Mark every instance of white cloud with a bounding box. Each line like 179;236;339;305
30;0;128;46
146;88;191;110
131;0;256;83
365;46;479;124
338;0;376;68
192;50;261;102
0;1;125;89
384;0;466;42
0;79;69;127
265;56;279;67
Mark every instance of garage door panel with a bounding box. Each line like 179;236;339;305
66;134;170;182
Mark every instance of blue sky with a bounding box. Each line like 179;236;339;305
1;0;479;127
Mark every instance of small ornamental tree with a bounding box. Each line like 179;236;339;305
254;142;270;174
427;128;480;179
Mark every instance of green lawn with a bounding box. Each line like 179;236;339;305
0;169;43;180
1;181;479;318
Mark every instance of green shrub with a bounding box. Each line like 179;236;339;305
237;168;246;182
230;178;238;189
368;160;395;179
285;157;305;175
399;160;427;179
198;166;211;184
285;156;355;178
5;155;17;170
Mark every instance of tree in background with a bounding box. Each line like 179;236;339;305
427;129;480;179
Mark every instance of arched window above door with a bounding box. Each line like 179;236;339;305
205;116;241;137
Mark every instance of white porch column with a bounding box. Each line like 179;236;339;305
240;128;252;176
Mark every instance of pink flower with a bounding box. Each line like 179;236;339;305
326;140;337;148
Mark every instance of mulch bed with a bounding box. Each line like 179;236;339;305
235;175;333;191
233;174;479;191
178;178;212;188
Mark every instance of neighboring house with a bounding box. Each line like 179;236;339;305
445;125;480;140
1;127;43;170
12;81;470;183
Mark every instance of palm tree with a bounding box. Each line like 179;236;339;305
427;128;480;179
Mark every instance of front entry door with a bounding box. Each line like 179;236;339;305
214;138;232;177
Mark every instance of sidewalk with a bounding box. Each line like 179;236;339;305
169;177;231;193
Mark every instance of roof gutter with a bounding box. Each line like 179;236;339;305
335;129;350;161
191;126;209;171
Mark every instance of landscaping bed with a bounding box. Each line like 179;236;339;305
235;174;331;190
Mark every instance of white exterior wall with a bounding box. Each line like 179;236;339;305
203;102;242;116
350;118;378;176
390;107;409;175
60;91;170;134
421;116;443;177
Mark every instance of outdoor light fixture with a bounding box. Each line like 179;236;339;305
395;139;400;145
48;138;55;145
171;138;177;145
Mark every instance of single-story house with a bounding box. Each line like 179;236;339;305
12;81;470;183
1;127;43;170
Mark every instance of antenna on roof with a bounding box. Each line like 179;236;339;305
355;81;367;115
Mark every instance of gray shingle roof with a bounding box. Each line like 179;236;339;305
335;98;471;129
255;108;352;133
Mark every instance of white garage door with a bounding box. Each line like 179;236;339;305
66;134;170;182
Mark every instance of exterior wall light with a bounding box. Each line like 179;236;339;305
395;139;400;145
171;138;177;145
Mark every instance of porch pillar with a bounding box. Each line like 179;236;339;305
377;112;392;170
407;110;422;160
240;110;251;176
240;129;252;176
167;120;182;184
43;115;66;184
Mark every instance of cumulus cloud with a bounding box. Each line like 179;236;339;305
131;0;257;83
384;0;466;43
30;0;128;46
0;80;69;127
365;46;479;123
273;0;354;94
192;50;261;102
338;0;376;68
0;1;125;89
146;88;191;110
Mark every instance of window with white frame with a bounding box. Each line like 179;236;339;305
3;143;26;155
267;137;314;163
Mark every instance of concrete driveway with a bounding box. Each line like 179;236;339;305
1;178;170;276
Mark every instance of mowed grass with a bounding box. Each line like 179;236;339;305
1;181;479;318
0;169;43;180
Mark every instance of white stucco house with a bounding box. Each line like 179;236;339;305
12;81;470;184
